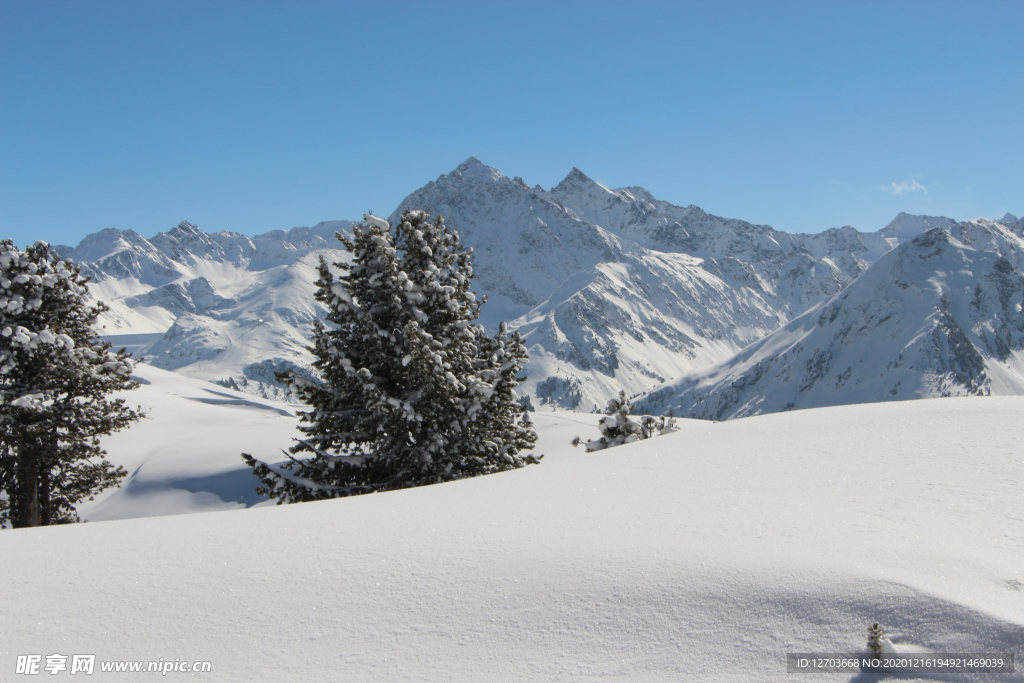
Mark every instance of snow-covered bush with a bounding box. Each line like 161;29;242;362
243;211;541;502
867;622;896;657
575;391;678;452
0;240;142;528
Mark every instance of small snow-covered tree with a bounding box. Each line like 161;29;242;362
867;622;896;657
576;391;677;452
0;240;142;528
243;210;540;502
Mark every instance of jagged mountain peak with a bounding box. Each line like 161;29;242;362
151;220;218;247
154;220;214;246
1000;212;1019;224
391;159;632;321
447;156;505;184
456;155;484;170
553;166;601;190
550;167;620;205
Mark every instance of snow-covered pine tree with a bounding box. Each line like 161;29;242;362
866;622;895;657
577;391;677;452
243;210;540;502
0;240;142;528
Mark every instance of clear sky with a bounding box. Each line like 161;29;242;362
1;0;1021;249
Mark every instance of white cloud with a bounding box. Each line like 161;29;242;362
881;179;928;195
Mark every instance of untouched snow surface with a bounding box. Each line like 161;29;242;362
1;365;1022;681
75;365;303;521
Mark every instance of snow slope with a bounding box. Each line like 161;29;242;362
639;220;1024;420
73;363;602;523
73;364;303;521
1;381;1022;681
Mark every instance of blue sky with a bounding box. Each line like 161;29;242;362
1;0;1021;249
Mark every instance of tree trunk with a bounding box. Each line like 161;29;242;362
39;467;51;526
15;454;40;528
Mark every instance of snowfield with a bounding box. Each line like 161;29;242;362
1;365;1022;681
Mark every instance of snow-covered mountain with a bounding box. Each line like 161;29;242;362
637;219;1024;419
386;159;987;408
47;157;1021;410
54;221;352;399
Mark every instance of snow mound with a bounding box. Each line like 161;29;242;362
74;362;600;523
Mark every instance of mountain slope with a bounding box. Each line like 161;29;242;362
638;219;1024;419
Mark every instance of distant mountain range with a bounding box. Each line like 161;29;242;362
636;218;1024;419
54;221;352;400
50;157;1024;414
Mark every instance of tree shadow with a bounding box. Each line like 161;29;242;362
125;468;268;507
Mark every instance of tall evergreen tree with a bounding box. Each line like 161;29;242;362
243;210;540;502
0;240;141;528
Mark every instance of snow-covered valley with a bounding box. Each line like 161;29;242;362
1;363;1022;681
